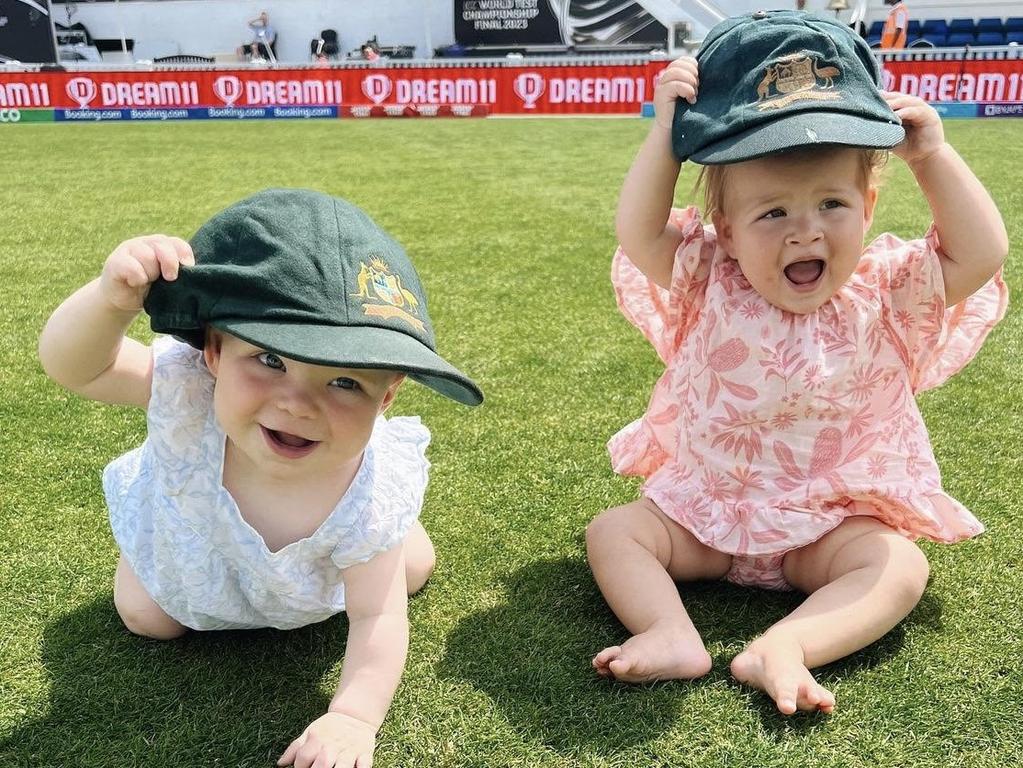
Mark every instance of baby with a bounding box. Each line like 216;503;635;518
39;189;482;767
586;11;1007;714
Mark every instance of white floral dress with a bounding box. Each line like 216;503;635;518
103;336;430;629
609;207;1008;589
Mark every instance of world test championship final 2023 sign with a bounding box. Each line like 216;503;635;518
1;58;1022;123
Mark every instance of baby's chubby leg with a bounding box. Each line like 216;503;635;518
586;498;732;683
404;520;435;596
731;513;930;714
114;555;188;640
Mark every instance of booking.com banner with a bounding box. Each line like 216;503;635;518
0;63;659;122
1;58;1021;124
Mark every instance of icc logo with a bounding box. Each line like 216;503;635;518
213;76;242;106
514;73;545;109
362;75;392;105
66;77;97;108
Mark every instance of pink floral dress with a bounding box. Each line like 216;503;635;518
609;207;1007;590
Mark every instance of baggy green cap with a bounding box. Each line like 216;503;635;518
144;189;483;406
673;10;904;164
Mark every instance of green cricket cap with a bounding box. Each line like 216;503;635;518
673;10;904;164
144;188;483;406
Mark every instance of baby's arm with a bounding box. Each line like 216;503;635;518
38;235;193;408
883;92;1009;307
615;57;699;289
278;543;409;768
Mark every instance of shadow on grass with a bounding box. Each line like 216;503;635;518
437;557;708;754
720;584;945;733
438;556;945;750
0;596;347;767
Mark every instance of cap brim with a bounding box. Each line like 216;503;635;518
213;320;483;406
691;111;905;164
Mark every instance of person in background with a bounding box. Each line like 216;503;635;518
238;10;277;60
880;0;909;49
361;41;380;62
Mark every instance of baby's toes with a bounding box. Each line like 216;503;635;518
814;685;836;713
795;681;821;711
795;680;834;713
607;655;638;680
592;646;621;675
770;676;802;715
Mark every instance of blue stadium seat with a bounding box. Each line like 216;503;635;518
946;32;976;46
868;20;884;37
976;18;1004;33
975;31;1006;45
921;19;948;36
948;18;975;35
868;34;882;47
907;20;922;37
1007;31;1023;45
921;33;947;47
1006;18;1023;33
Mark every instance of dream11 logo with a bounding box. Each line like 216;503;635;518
213;75;243;106
513;72;545;109
65;77;97;108
362;74;392;105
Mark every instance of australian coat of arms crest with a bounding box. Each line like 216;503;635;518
352;257;425;332
756;52;843;110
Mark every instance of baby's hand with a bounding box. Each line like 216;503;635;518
653;56;699;131
99;235;193;312
882;91;946;167
277;711;376;768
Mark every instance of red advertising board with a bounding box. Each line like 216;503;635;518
2;57;1021;121
0;63;662;115
881;58;1023;102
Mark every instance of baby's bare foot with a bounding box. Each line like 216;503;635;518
592;622;712;683
730;635;835;715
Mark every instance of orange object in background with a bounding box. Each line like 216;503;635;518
881;0;910;49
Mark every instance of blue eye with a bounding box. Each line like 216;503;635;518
821;199;845;210
330;377;360;390
762;208;785;219
257;352;285;370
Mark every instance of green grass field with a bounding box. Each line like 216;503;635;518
1;118;1020;767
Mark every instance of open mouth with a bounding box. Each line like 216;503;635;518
784;259;825;288
261;426;319;457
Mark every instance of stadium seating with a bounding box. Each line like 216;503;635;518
920;32;947;47
866;19;883;47
865;16;1023;48
946;31;975;46
976;32;1005;46
948;18;975;35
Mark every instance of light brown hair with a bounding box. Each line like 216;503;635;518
695;147;889;219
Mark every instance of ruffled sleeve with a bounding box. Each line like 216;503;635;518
145;335;220;489
330;416;431;569
608;207;716;478
864;227;1007;393
611;206;715;364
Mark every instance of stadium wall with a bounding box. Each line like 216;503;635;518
55;2;1023;65
55;0;455;64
